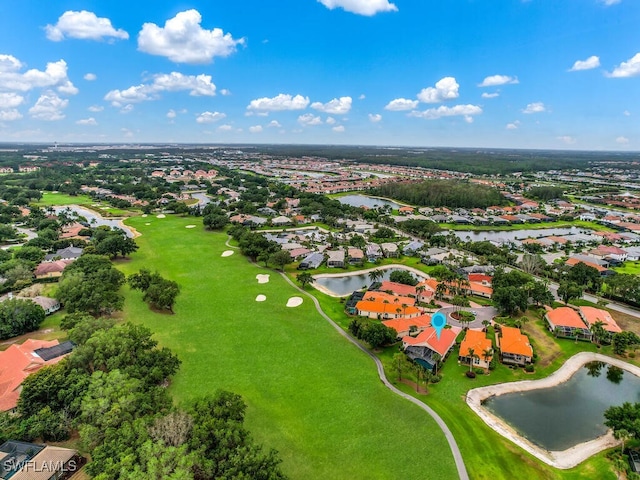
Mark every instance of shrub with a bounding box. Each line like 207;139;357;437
474;368;485;375
489;356;497;371
525;364;535;373
466;371;476;379
431;374;442;384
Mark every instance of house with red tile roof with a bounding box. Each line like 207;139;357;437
459;330;493;369
377;281;417;298
355;298;421;319
383;314;432;338
0;339;73;413
578;306;621;335
544;307;593;340
402;326;461;372
34;260;72;279
497;326;533;366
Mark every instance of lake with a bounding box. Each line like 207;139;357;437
314;267;427;296
484;362;640;451
337;194;402;210
53;205;135;238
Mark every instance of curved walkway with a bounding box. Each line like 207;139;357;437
279;272;469;480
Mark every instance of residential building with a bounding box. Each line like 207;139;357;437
298;252;324;270
366;243;383;262
0;440;83;480
347;247;364;265
377;281;417;298
326;250;345;268
402;326;461;372
545;307;593;340
44;246;83;262
497;326;533;366
383;314;432;338
355;299;421;319
380;242;399;258
578;306;622;336
459;330;493;369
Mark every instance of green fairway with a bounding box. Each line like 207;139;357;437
120;215;458;480
614;261;640;275
35;192;95;206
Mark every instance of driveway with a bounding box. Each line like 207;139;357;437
438;306;498;329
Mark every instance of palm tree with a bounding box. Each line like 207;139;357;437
482;348;493;369
368;269;383;285
392;353;406;381
482;319;491;332
435;282;447;301
467;347;476;372
432;352;442;376
614;428;631;454
591;320;607;347
416;284;426;302
514;316;528;331
412;362;422;392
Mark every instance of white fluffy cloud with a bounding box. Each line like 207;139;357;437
522;102;546;114
569;56;600;71
105;72;216;106
607;53;640;78
317;0;398;16
325;116;336;125
249;125;263;133
417;77;459;103
506;121;520;130
332;125;345;132
0;109;21;121
322;101;350;117
138;9;244;64
298;113;323;126
196;111;226;123
384;98;418;111
311;96;352;114
557;135;576;145
248;94;310;111
0;55;77;95
368;113;382;122
616;136;630;144
76;117;97;126
267;120;282;128
88;105;104;112
409;104;482;120
46;10;128;42
482;92;499;99
0;92;24;109
166;109;177;119
478;75;519;87
218;124;233;132
28;92;68;121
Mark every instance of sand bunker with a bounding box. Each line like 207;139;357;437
185;225;196;229
141;214;148;218
286;297;303;307
156;214;166;219
256;274;270;284
255;295;267;302
145;223;151;226
221;250;234;257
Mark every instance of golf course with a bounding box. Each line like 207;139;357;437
118;214;458;480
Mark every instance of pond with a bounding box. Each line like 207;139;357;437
53;205;135;238
484;362;640;451
313;267;427;296
449;226;594;243
336;194;402;210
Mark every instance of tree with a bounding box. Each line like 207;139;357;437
412;362;422;392
567;262;602;293
590;320;607;347
492;286;527;316
392;353;407;380
13;246;45;263
557;281;583;305
368;269;384;285
144;278;181;312
269;250;292;271
389;270;418;286
605;402;640;440
432;352;442;375
520;254;545;275
529;281;554;307
612;331;640;356
467;348;477;372
0;299;46;340
95;233;138;259
296;272;313;289
360;322;396;349
203;213;229;230
614;428;631;454
0;224;17;242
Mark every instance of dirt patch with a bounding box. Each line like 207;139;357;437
523;320;562;367
610;310;640;336
398;378;429;395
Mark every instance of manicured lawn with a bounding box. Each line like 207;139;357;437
438;220;615;233
34;192;95;207
310;287;621;480
120;215;458;480
614;261;640;275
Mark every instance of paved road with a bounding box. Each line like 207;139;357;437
280;272;470;480
439;306;498;329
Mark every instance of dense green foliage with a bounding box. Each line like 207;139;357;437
527;186;565;201
389;270;418;286
56;254;126;316
372;180;506;208
348;318;397;348
491;268;553;315
129;269;181;312
0;298;45;340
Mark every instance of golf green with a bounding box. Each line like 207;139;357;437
120;215;458;480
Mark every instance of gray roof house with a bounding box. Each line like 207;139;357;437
403;240;424;256
366;243;383;262
326;250;346;268
44;246;83;262
298;252;325;270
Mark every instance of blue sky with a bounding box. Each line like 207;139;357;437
0;0;638;150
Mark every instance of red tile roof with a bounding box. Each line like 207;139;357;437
0;339;65;412
402;326;460;357
383;314;432;335
460;329;493;359
499;326;533;357
578;306;621;333
378;281;417;298
546;307;589;329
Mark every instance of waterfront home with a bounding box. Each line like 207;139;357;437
366;243;383;262
497;326;533;366
355;298;421;320
298;252;324;270
545;307;593;341
459;329;493;369
347;247;364;265
402;326;460;372
578;306;622;338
